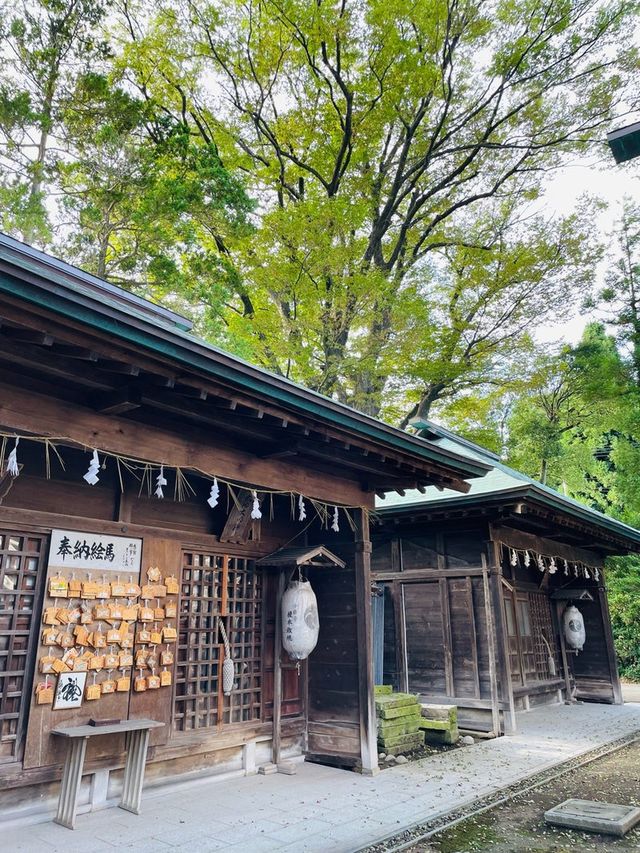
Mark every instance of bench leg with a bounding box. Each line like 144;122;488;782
55;737;88;830
119;728;150;815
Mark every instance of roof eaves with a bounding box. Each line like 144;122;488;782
0;259;491;482
378;483;640;548
0;232;192;331
377;485;528;516
526;484;640;546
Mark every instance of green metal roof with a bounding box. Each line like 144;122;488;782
0;233;491;482
377;419;640;548
607;121;640;164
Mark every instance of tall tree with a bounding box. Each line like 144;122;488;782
506;323;629;500
395;202;600;426
0;0;107;244
170;0;635;414
56;69;253;341
588;199;640;385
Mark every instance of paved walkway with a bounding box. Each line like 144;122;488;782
6;700;640;853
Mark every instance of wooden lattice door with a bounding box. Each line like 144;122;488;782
173;552;262;733
0;531;46;763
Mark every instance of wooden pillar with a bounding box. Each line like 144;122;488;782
598;580;623;705
440;578;454;696
354;508;378;775
481;554;501;737
272;571;285;765
486;534;517;734
392;581;409;693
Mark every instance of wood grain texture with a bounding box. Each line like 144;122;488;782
0;382;371;506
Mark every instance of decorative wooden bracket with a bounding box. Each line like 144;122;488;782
219;492;260;544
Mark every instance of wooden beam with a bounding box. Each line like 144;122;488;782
597;585;623;704
138;389;279;443
98;359;140;376
140;372;175;388
486;534;517;734
0;338;111;390
553;599;574;704
272;571;285;765
465;576;481;699
4;328;53;346
292;439;404;481
0;381;372;506
440;578;454;697
492;525;604;567
261;449;298;460
481;554;501;736
175;384;208;401
93;386;142;415
52;345;98;361
220;491;257;544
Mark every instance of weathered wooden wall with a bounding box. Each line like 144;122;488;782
372;523;503;732
372;515;622;735
306;566;361;766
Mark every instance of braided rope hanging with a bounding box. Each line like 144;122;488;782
217;616;235;696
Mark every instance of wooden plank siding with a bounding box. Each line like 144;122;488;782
372;516;625;735
306;566;361;765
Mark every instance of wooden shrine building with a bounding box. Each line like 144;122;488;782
0;234;491;822
373;420;640;736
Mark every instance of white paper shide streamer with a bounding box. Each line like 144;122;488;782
0;433;360;527
6;437;20;478
505;544;600;582
154;465;167;499
83;448;100;485
207;478;220;509
250;490;262;520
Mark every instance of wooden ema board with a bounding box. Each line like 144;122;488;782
24;535;180;768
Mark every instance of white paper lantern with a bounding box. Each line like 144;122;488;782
282;579;319;661
563;604;586;652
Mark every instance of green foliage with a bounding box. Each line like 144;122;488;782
606;555;640;681
505;323;631;499
2;0;635;415
0;0;108;244
56;69;253;340
180;0;632;411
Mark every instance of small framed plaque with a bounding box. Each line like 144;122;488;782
53;672;87;710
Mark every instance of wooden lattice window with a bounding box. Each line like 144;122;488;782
530;592;558;681
225;558;262;725
0;532;46;763
174;553;261;733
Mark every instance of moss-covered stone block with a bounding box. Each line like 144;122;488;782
423;725;459;745
418;719;452;731
379;730;425;749
375;692;419;711
421;703;457;725
378;716;422;740
383;733;425;754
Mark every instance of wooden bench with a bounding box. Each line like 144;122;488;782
51;718;164;829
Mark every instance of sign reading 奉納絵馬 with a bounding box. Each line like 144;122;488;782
48;529;142;574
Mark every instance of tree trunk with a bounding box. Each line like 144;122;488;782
399;382;448;429
23;66;58;245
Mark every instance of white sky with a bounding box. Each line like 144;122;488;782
535;156;640;345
